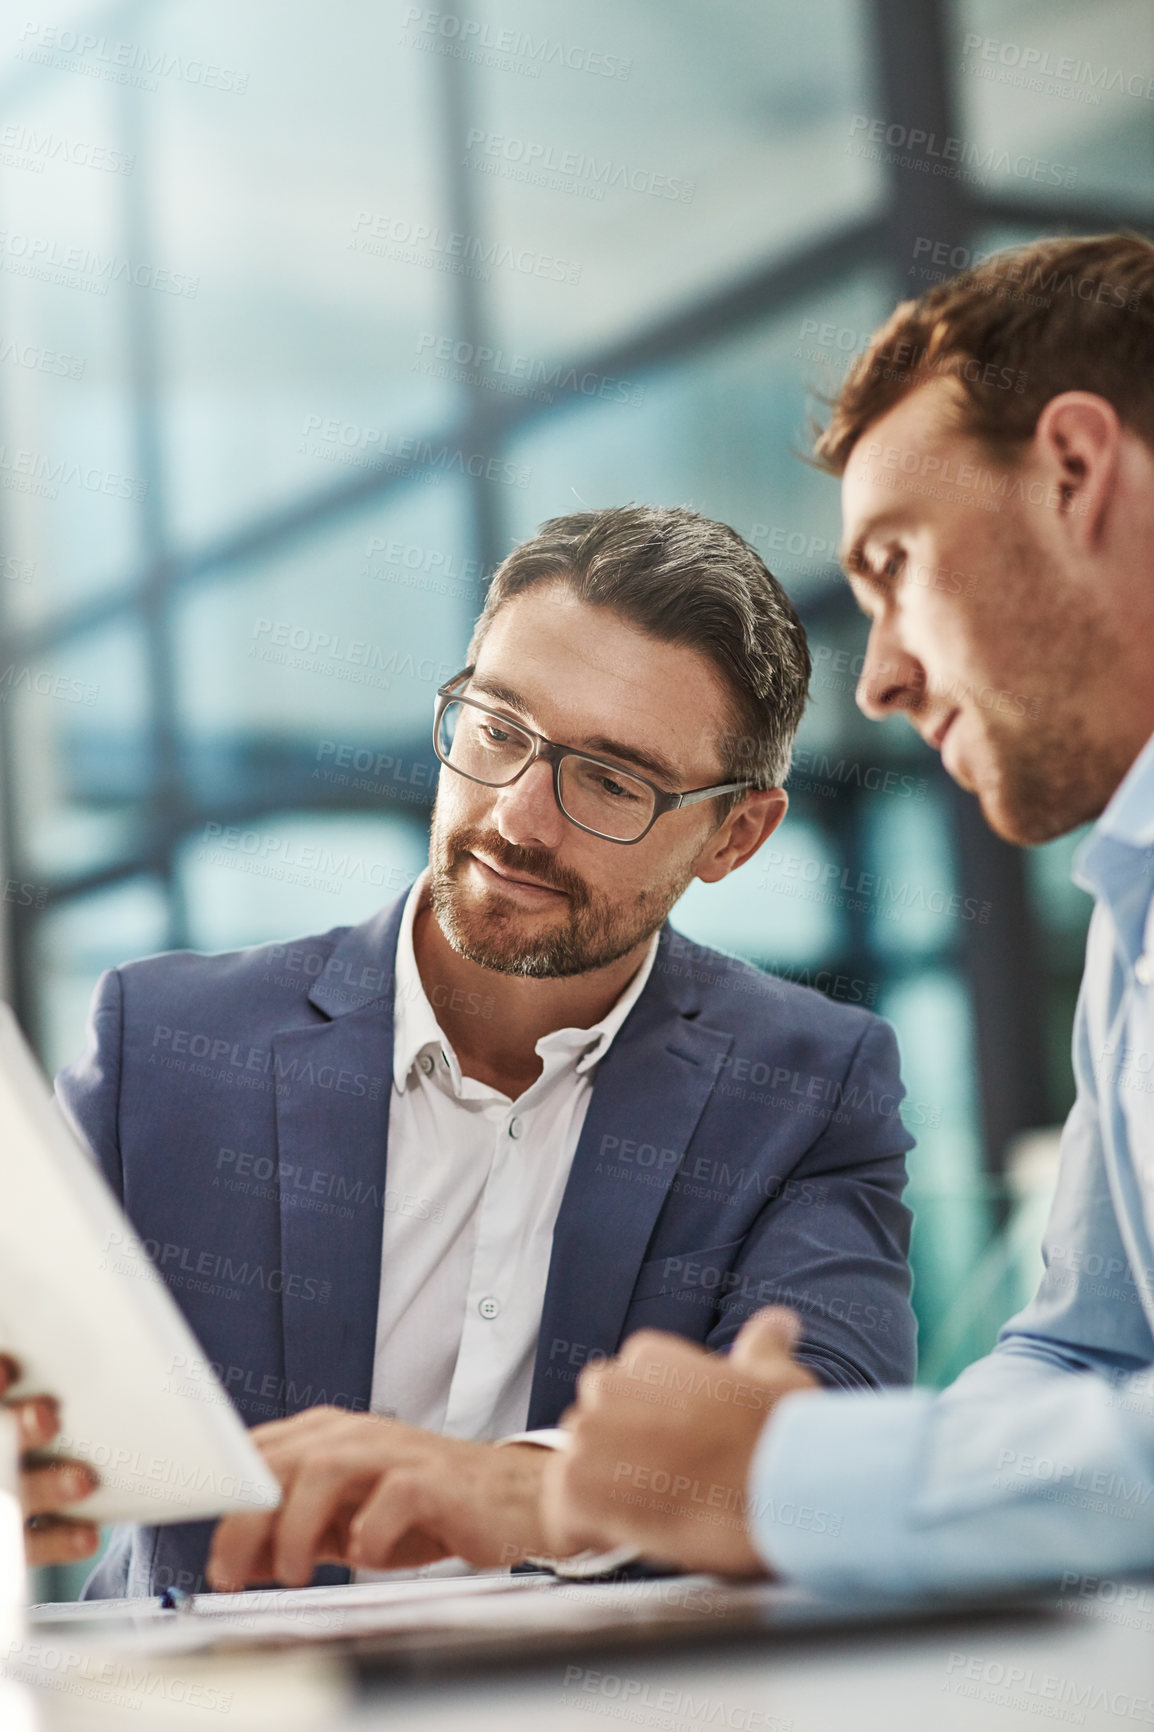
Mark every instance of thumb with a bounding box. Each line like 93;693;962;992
729;1307;803;1375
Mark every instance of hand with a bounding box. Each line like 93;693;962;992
0;1356;99;1568
207;1406;552;1591
541;1308;820;1575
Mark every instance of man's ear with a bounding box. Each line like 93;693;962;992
1032;391;1122;548
695;788;788;884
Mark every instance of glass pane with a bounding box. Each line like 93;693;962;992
501;267;894;608
952;0;1154;210
34;875;170;1074
7;618;150;880
179;811;428;954
672;816;845;966
465;0;883;356
174;485;476;812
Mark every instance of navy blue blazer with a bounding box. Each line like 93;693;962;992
56;894;916;1597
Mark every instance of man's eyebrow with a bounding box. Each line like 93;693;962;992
467;674;530;714
466;675;681;786
581;734;680;786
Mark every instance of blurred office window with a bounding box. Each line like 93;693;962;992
1;2;1151;1604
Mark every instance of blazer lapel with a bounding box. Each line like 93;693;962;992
273;900;405;1417
528;937;732;1426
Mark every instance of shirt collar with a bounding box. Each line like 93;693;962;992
1073;728;1154;964
392;870;660;1093
1075;728;1154;892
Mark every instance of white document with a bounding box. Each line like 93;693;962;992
0;1002;281;1524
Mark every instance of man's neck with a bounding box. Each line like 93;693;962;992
412;901;653;1099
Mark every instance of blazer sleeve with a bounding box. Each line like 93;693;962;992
705;1015;916;1391
55;966;126;1201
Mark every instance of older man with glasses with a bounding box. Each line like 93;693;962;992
52;504;917;1595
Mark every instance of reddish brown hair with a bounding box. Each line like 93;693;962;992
813;232;1154;474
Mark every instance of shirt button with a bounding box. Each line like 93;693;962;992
418;1053;435;1075
478;1296;500;1320
1137;954;1154;987
508;1116;523;1139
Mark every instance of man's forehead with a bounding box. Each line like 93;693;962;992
473;594;729;775
839;379;968;559
845;377;965;481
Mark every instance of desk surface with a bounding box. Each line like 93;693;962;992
345;1597;1154;1732
16;1575;1154;1732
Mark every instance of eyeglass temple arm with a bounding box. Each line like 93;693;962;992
673;780;756;809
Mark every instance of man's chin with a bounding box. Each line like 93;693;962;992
974;774;1086;849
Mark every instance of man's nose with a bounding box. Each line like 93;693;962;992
855;626;926;721
492;757;567;850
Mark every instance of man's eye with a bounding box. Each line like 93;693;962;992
598;775;640;802
882;549;906;580
484;723;512;744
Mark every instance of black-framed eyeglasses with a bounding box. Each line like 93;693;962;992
432;668;753;844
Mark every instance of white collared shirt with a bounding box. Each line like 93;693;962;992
368;872;658;1442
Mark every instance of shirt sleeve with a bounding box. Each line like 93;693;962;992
748;958;1154;1592
496;1429;570;1450
751;1355;1154;1592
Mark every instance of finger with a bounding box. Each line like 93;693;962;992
346;1473;446;1571
272;1460;379;1587
730;1306;804;1373
12;1397;60;1454
24;1518;99;1569
21;1461;97;1517
207;1511;280;1593
0;1355;19;1398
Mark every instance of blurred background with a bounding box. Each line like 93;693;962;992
0;0;1150;1595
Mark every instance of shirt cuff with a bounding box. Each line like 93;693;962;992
749;1387;935;1592
496;1428;570;1450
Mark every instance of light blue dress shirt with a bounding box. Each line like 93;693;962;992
753;728;1154;1590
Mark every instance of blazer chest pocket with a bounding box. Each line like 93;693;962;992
630;1236;748;1304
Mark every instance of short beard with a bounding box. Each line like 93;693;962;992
427;815;694;979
